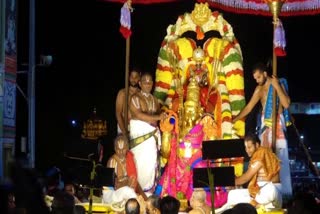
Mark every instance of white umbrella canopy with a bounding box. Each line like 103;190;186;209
200;0;320;16
104;0;182;4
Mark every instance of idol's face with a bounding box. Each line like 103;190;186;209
253;70;267;86
184;105;197;124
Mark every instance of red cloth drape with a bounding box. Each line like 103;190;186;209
126;151;137;179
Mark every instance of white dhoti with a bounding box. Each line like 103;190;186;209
102;186;137;204
260;114;292;196
129;120;160;192
228;182;282;208
217;182;282;213
117;124;122;134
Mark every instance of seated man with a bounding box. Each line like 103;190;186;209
218;133;282;212
64;182;81;204
222;203;257;214
125;198;140;214
146;194;161;214
102;134;146;205
160;196;180;214
189;189;211;214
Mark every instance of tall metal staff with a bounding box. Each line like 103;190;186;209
267;0;320;177
120;0;133;138
266;0;285;152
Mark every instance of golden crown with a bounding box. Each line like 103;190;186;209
191;2;212;26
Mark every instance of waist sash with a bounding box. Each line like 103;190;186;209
130;128;158;149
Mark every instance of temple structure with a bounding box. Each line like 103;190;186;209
81;108;107;141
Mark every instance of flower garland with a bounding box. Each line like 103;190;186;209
154;3;245;138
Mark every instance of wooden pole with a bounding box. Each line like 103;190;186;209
123;0;132;139
268;1;283;152
271;21;278;153
124;37;130;138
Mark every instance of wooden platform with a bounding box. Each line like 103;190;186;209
77;203;115;214
257;207;287;214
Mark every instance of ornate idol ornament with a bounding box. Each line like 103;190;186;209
192;46;205;63
190;2;212;26
180;77;203;141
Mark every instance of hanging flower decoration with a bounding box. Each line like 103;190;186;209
119;0;133;39
273;19;286;56
264;0;287;56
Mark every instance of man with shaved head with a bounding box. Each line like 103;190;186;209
125;198;140;214
102;134;146;205
189;189;211;214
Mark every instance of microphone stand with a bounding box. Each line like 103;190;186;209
64;154;100;214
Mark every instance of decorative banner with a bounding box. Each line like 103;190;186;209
5;0;17;56
3;80;16;143
3;81;16;127
200;0;320;16
0;64;3;97
3;0;17;144
4;0;17;75
4;56;16;74
0;64;3;139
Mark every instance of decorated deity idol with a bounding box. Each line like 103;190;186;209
154;2;246;209
154;2;246;139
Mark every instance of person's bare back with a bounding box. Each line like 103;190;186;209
253;160;280;183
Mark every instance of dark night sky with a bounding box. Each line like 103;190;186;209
15;0;320;170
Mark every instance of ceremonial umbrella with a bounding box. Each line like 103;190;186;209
101;0;182;137
200;0;320;16
201;0;320;176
